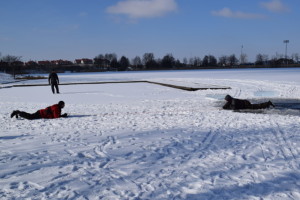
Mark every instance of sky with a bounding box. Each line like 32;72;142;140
0;0;299;62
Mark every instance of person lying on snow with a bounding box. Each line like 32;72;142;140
11;101;67;120
223;95;275;110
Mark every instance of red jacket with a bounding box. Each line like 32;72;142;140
39;104;62;119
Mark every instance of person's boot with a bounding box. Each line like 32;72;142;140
268;101;275;108
10;110;20;118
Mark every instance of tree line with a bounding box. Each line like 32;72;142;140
1;51;300;75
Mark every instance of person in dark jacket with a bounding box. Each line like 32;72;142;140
48;71;60;94
10;101;67;120
223;95;275;110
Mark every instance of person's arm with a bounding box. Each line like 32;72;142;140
52;109;67;118
56;74;59;84
48;74;51;84
51;105;67;118
223;101;231;109
60;113;68;117
51;105;61;118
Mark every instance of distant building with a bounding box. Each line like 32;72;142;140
0;61;9;67
38;60;52;66
11;61;24;66
25;61;38;66
51;59;73;65
75;58;93;65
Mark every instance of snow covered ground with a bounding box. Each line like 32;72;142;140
0;68;300;200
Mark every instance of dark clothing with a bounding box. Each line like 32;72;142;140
18;111;41;120
49;72;59;84
223;98;252;110
48;72;59;93
223;95;274;110
51;84;59;94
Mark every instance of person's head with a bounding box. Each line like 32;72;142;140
225;95;233;102
58;101;65;108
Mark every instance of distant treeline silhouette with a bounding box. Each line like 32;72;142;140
0;52;299;76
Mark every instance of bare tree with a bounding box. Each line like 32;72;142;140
292;53;299;63
142;53;154;65
95;54;105;59
119;56;130;71
161;54;175;68
104;53;117;63
202;55;217;67
228;54;238;66
110;57;119;70
143;53;157;69
256;54;264;65
188;57;201;67
218;56;227;67
188;57;194;66
240;53;248;64
182;57;188;66
255;54;268;65
1;55;22;78
1;55;21;63
193;57;201;67
132;56;142;70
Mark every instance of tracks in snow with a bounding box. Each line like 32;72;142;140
268;119;299;170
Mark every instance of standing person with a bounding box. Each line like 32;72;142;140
48;70;60;94
10;101;68;120
223;95;275;110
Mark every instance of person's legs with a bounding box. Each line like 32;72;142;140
14;111;41;120
51;84;55;94
54;83;59;93
18;111;36;120
243;101;252;109
10;110;20;118
251;101;275;109
31;111;42;119
250;104;263;109
233;100;252;109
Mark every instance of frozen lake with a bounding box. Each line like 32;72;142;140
1;68;300;200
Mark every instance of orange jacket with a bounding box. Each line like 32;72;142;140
39;104;61;119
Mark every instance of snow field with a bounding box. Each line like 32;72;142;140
0;69;300;199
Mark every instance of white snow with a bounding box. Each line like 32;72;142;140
1;68;300;200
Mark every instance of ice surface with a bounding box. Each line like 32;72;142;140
1;68;300;200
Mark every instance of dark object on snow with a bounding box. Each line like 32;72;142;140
48;71;60;94
223;95;275;110
11;101;67;120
